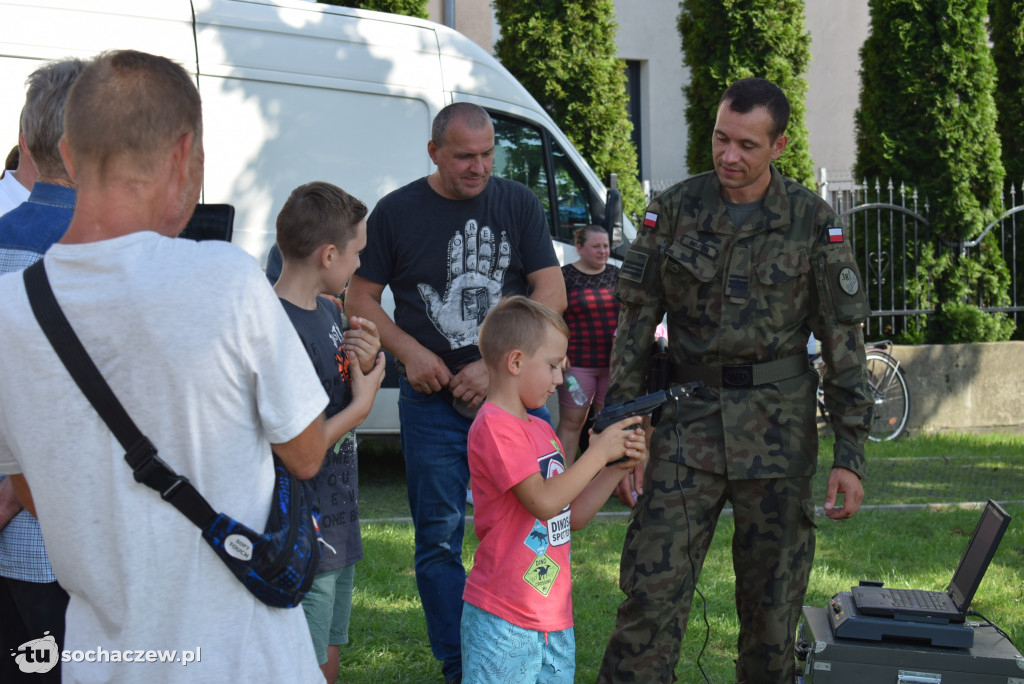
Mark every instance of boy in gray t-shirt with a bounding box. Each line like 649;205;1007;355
273;181;386;683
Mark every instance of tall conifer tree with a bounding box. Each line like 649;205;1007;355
678;0;814;187
855;0;1012;342
493;0;645;219
855;0;1003;239
989;0;1024;190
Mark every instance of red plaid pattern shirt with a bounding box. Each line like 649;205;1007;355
562;263;620;368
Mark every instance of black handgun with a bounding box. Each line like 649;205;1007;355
592;381;709;433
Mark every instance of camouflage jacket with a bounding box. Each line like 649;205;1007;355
610;166;871;479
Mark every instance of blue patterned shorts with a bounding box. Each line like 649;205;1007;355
461;601;575;683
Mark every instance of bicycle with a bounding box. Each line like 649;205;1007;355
812;339;911;441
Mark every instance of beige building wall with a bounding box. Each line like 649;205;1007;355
804;0;870;185
426;0;496;53
612;1;690;191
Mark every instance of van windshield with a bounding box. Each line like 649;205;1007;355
491;113;594;245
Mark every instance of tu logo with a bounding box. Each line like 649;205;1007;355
11;632;59;674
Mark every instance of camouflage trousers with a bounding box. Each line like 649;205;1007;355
598;456;817;684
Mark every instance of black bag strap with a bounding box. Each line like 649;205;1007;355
23;261;217;529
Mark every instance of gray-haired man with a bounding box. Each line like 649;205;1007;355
0;57;86;684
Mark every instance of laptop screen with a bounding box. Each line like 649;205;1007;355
179;204;234;242
947;500;1011;611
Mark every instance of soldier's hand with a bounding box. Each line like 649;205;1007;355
824;466;863;519
614;460;645;508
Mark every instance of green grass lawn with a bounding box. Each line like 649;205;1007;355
347;432;1024;683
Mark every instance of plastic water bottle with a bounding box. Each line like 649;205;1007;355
565;375;588;406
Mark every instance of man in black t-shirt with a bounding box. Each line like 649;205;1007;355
347;102;565;684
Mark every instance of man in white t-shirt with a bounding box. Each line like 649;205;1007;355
0;50;329;683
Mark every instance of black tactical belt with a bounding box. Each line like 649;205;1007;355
672;354;809;389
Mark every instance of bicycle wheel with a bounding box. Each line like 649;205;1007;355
865;352;910;441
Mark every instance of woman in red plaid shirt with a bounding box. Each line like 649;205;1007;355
555;225;621;463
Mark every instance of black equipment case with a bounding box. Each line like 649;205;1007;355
796;606;1024;683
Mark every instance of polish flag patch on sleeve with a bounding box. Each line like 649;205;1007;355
828;227;844;243
643;211;658;229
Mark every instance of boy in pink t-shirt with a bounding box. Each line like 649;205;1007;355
462;296;647;683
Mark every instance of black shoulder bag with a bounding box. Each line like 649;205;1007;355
23;261;320;609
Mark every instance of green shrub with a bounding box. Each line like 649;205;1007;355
928;301;1015;343
889;235;939;345
925;231;1016;342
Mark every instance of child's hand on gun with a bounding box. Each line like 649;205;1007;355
586;416;647;470
343;316;382;374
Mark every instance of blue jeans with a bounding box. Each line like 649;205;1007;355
399;376;551;681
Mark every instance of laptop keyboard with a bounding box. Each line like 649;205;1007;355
888;589;950;610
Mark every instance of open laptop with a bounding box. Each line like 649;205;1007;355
851;500;1011;623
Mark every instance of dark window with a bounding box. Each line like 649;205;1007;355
550;139;592;239
490;112;594;244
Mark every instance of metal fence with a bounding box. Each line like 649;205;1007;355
644;173;1024;339
824;177;1024;339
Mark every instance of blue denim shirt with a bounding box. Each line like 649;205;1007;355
0;181;75;274
0;181;75;582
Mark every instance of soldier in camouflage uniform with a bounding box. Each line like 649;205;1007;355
597;78;872;684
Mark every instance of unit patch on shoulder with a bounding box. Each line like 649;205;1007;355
619;248;650;283
838;267;859;295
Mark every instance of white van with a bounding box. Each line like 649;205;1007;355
0;0;634;434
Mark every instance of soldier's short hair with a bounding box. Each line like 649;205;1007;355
720;77;790;142
479;296;568;370
276;181;367;261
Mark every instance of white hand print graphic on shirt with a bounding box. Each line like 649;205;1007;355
418;219;511;349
